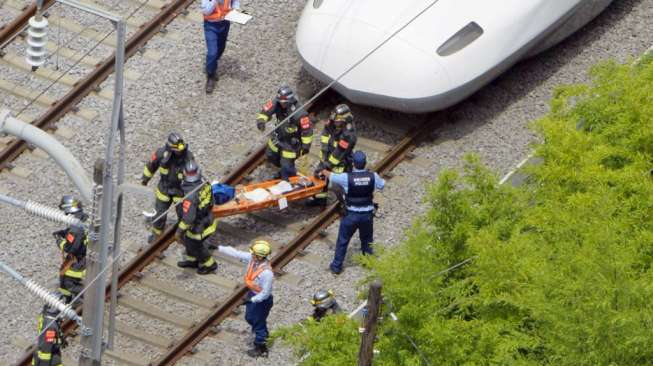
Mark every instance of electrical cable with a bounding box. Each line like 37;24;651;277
35;0;447;341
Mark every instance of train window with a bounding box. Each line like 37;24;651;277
437;22;484;57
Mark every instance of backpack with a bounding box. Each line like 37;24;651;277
211;183;235;205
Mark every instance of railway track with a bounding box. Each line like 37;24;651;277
12;108;437;365
2;2;438;365
0;0;197;171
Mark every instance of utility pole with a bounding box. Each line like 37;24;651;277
79;160;105;366
358;280;382;366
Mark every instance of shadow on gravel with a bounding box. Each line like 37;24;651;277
442;0;645;139
298;0;644;151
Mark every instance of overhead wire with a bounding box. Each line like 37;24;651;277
34;0;447;342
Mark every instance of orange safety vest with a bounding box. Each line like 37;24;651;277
244;260;269;293
204;0;232;22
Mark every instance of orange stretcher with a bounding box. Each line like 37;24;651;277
212;175;326;218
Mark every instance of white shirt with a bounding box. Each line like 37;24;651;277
201;0;241;15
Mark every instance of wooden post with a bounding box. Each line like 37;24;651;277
358;280;382;366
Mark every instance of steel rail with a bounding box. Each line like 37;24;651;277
12;83;336;366
10;0;196;364
0;0;57;49
0;0;195;172
153;117;440;365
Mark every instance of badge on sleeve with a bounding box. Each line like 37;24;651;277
66;233;75;243
182;200;191;213
338;139;349;149
45;330;56;343
150;152;157;161
264;100;274;111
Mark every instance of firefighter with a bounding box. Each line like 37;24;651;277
141;132;194;243
53;195;88;305
176;160;218;275
256;85;314;180
309;289;341;321
218;240;274;358
307;104;357;206
32;297;67;366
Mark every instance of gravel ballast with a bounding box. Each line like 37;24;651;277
1;0;652;364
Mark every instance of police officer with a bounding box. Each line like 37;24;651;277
308;104;357;206
32;297;67;366
321;151;385;274
218;240;274;358
176;160;218;275
309;289;341;321
142;133;194;243
53;195;88;304
256;86;314;180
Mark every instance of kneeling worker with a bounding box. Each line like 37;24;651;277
176;160;218;275
218;240;274;358
321;151;385;274
309;289;341;321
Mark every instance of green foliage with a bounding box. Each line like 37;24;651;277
278;55;653;365
272;315;360;365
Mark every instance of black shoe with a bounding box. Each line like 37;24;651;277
305;197;327;207
246;343;268;358
177;260;198;268
329;267;342;275
205;75;217;94
196;261;217;275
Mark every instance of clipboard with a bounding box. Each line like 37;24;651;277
225;10;253;25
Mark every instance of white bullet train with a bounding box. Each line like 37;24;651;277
296;0;613;113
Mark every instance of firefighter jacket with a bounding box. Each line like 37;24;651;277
178;182;217;241
142;147;194;202
54;221;88;282
320;121;357;173
256;99;314;157
33;309;65;366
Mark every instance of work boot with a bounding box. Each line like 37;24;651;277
246;343;268;358
205;74;217;94
177;259;198;269
197;261;218;275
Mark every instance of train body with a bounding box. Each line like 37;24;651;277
296;0;613;113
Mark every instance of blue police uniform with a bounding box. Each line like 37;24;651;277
328;151;385;274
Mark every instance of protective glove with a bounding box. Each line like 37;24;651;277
256;120;266;132
141;176;149;186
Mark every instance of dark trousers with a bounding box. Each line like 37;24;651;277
245;293;274;345
330;211;374;273
265;146;297;180
181;236;212;266
204;20;231;76
152;195;183;235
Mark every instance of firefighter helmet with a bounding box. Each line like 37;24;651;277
277;85;296;107
330;104;353;124
59;195;82;215
311;289;335;310
183;160;201;184
250;240;271;259
166;132;186;153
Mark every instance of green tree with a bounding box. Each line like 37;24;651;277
277;55;653;365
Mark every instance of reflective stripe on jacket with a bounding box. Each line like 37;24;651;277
204;0;231;21
245;261;270;293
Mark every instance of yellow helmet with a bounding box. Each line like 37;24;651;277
250;240;271;258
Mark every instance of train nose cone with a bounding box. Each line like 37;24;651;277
296;2;453;112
